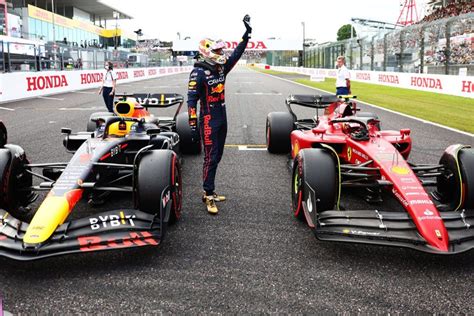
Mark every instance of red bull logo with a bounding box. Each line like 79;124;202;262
189;108;197;119
211;83;225;94
203;115;212;146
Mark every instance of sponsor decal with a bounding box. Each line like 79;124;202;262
148;69;157;76
207;94;225;103
410;199;433;205
26;75;68;91
347;147;352;160
435;229;442;239
116;71;129;80
211;83;225;94
78;231;159;251
391;165;410;175
410;76;443;90
189;81;197;87
204;70;211;75
343;229;380;236
424;209;434;216
207;76;225;86
392;188;409;207
378;74;400;84
133;70;145;78
356;73;371;81
224;41;267;50
89;212;136;230
352;148;368;160
189;108;197;119
80;73;103;84
401;177;416;183
461;80;473;93
203;115;212;146
159;68;166;74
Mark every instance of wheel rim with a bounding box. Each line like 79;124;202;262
171;157;182;219
292;163;303;217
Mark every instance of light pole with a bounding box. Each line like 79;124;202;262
113;11;119;50
301;21;305;67
177;32;181;40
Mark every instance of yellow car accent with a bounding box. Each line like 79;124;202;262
107;121;134;137
24;196;70;244
114;100;135;117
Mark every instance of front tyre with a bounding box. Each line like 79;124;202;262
136;149;182;229
292;149;338;223
437;145;474;210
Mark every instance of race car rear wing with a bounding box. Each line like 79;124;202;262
116;93;184;108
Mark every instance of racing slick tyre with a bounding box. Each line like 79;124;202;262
266;112;294;154
176;112;201;155
136;149;182;228
437;146;474;210
86;112;115;132
357;112;381;130
292;148;338;223
0;121;7;147
0;145;35;221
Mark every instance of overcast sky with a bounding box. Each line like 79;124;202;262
101;0;427;43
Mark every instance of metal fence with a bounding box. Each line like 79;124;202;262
1;40;184;72
304;12;474;76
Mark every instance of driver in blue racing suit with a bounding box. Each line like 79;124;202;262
187;15;252;214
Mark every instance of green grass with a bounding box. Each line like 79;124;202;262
250;66;474;134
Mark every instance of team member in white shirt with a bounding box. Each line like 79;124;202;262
335;56;351;96
98;61;117;112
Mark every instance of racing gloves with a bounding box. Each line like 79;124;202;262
188;109;199;142
243;14;252;40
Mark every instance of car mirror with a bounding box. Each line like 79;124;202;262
61;128;72;135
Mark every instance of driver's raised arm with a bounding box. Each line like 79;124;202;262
224;14;252;75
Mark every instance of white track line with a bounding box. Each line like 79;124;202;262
37;96;64;101
72;91;96;94
234;92;282;96
256;70;474;138
59;107;101;111
0;107;14;111
238;146;267;151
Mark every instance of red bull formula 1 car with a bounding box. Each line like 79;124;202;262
266;94;473;254
0;93;200;261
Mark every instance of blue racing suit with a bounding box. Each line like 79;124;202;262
187;33;249;195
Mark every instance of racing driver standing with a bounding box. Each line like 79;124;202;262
187;15;252;214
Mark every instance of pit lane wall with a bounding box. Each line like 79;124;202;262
255;64;474;99
0;66;192;104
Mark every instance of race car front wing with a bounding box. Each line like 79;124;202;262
0;209;162;261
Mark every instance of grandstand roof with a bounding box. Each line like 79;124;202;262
51;0;132;20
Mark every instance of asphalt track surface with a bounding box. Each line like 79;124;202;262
0;67;473;314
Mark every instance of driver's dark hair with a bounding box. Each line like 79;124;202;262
106;61;113;70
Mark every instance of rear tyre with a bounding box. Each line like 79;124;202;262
0;145;35;221
266;112;294;154
87;112;114;132
292;149;338;223
136;150;182;229
176;112;201;155
437;146;474;210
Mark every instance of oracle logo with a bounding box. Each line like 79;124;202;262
148;69;157;75
116;71;129;80
26;75;68;91
378;74;400;84
80;73;103;84
356;73;371;80
461;80;473;93
411;77;443;90
225;41;267;50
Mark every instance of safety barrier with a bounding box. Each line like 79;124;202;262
255;64;474;99
0;66;192;103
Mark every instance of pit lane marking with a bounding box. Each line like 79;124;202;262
37;96;64;101
0;107;14;111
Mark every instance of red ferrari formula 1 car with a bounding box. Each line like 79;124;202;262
0;93;199;261
266;94;473;254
